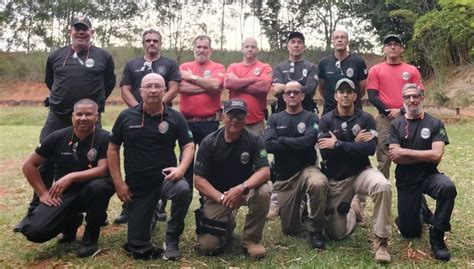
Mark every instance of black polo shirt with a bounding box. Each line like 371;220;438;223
120;56;181;103
264;109;319;181
194;128;269;193
318;54;368;114
272;60;319;112
45;45;116;115
387;113;449;189
35;126;110;192
319;108;377;180
110;103;193;190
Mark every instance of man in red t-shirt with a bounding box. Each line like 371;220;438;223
367;34;424;179
224;37;272;135
179;35;225;187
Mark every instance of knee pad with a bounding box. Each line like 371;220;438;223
195;208;228;237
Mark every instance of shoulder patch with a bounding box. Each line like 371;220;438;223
187;130;194;138
439;127;446;137
259;149;267;158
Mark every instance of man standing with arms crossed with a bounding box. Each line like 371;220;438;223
115;29;181;224
179;35;225;187
317;29;368;115
224;37;273;135
14;17;116;232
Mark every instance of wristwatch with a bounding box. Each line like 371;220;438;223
192;75;199;82
220;194;225;204
242;182;250;195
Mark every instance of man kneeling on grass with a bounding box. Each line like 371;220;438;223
194;99;271;259
20;99;115;258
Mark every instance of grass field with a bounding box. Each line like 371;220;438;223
0;106;473;268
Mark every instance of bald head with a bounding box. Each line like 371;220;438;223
141;73;165;87
285;81;302;91
241;37;259;61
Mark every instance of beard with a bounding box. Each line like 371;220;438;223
404;103;423;118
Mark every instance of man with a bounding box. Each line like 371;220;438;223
194;99;271;259
272;31;318;113
116;29;181;224
178;35;225;188
317;29;368;115
120;29;180;107
264;81;329;249
367;34;424;179
108;73;194;260
14;17;116;232
20;99;115;258
224;37;273;135
318;29;369;227
269;31;318;219
318;78;392;263
387;84;456;261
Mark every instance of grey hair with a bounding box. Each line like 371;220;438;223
142;29;162;43
402;83;423;95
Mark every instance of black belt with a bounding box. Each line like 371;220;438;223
185;115;217;122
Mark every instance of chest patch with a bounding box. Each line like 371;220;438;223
87;148;98;162
159;121;169;134
402;71;410;81
352;124;361;136
346;68;354;78
302;69;308;77
297;122;306;134
204;70;211;78
420;128;431;139
254;67;260;76
240;152;250;164
85;58;95;68
157;66;166;74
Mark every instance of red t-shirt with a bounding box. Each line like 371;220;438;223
179;60;225;118
225;61;272;124
367;62;424;109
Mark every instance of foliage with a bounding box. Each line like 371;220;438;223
412;2;473;85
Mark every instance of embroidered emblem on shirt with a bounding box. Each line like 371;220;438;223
346;68;354;78
297;122;306;134
402;71;410;80
204;70;211;78
158;66;166;74
370;129;378;138
241;152;250;164
313;123;319;130
421;128;431;139
352;124;361;136
254;67;261;76
259;149;267;158
87;148;98;162
341;122;348;130
439;127;446;137
85;58;95;68
159;121;169;134
302;69;308;77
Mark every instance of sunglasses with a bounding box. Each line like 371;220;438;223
226;111;246;120
403;94;422;100
283;90;302;96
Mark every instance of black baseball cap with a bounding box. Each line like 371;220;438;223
71;17;92;29
223;99;247;114
383;34;402;45
288;31;305;42
335;78;356;92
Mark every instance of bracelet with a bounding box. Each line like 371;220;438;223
220;194;225;203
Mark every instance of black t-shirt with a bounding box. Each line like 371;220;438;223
319;109;377;180
386;113;449;189
45;45;116;115
110;104;193;189
35;126;109;191
120;56;181;103
272;60;319;112
194;128;269;193
264;110;319;181
318;54;368;114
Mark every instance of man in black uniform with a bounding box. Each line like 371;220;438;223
264;81;329;249
115;29;181;224
14;17;116;232
120;29;180;107
387;84;456;261
20;99;115;258
108;73;194;260
272;31;318;113
194;99;271;259
318;78;392;263
317;29;368;115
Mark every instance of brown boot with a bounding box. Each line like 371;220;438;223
266;203;279;220
243;241;266;259
373;236;391;263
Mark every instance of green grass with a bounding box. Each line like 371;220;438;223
0;106;473;267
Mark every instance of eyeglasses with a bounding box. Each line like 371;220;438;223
403;94;422;100
226;111;246;120
283;90;302;96
145;39;160;43
142;84;166;91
